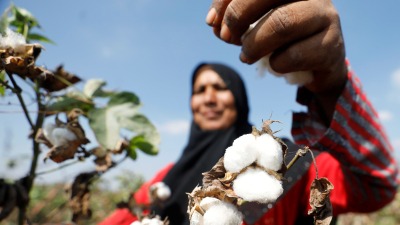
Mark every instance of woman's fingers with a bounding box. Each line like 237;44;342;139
240;0;338;63
207;0;292;45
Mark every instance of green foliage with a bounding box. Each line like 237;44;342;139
1;4;159;224
2;4;53;43
0;71;5;96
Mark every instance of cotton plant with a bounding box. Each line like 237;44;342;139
187;120;334;225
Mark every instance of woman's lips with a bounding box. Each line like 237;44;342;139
202;110;222;119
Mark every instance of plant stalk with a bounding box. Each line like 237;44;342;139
17;83;45;225
7;72;34;129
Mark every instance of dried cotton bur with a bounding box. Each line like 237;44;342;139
187;120;334;225
308;171;334;224
0;29;81;92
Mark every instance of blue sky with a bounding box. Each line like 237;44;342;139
1;0;399;187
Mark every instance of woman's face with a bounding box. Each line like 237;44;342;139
191;68;237;130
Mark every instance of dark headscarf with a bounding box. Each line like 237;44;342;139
153;62;252;225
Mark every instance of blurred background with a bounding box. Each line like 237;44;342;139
0;0;399;194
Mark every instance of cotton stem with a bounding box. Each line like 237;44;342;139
286;147;318;178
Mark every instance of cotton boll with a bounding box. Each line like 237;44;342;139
232;134;256;149
200;197;221;211
152;182;171;201
148;218;164;225
257;55;314;86
203;201;243;225
43;123;57;144
252;134;283;171
130;221;142;225
141;218;151;224
224;145;257;173
0;28;26;48
284;71;314;86
51;127;77;146
190;211;204;225
257;55;282;77
233;168;283;203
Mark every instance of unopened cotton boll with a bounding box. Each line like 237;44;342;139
203;201;243;225
252;134;283;171
233;168;283;203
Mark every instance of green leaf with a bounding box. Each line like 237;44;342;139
83;79;113;98
0;7;9;35
88;95;141;150
27;33;55;44
108;91;140;106
126;145;137;160
12;5;39;28
0;71;6;96
129;134;159;156
122;114;159;155
47;94;94;115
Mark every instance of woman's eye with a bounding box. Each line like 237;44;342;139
193;86;205;94
213;84;228;91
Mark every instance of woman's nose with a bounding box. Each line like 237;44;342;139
204;86;217;103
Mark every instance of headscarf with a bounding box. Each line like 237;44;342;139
153;62;252;225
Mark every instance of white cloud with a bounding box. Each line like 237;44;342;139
158;120;190;135
378;110;393;122
392;68;400;88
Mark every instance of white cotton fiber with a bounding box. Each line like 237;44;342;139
51;127;77;146
257;55;314;86
283;71;314;86
232;134;256;149
190;211;204;225
147;218;164;225
224;144;257;173
233;168;283;203
252;134;283;171
200;197;221;211
151;182;171;201
0;28;26;48
130;221;142;225
203;201;243;225
43;123;56;144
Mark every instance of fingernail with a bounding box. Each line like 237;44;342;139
206;8;217;25
240;52;251;64
220;23;231;42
